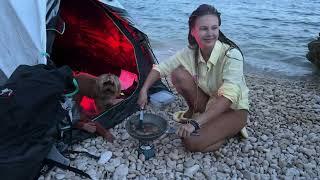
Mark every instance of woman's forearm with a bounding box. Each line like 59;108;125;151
141;69;161;92
196;96;232;127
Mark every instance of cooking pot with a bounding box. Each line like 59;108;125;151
125;113;168;142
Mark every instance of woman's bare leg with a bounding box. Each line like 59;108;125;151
171;66;208;118
171;66;247;152
202;140;225;152
182;109;247;152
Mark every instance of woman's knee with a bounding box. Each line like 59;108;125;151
171;66;192;86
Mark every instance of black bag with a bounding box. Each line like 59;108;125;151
0;64;75;180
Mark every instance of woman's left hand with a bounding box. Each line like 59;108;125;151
177;123;196;138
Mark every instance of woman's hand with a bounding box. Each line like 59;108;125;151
82;122;97;133
137;89;148;109
177;123;196;138
137;69;161;109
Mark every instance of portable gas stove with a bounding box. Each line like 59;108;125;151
125;112;168;160
137;141;155;160
125;111;200;159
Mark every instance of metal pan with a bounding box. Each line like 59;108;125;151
125;113;168;142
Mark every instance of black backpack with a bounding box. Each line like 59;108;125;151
0;64;79;180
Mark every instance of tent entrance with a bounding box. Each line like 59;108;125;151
48;0;166;131
51;0;139;98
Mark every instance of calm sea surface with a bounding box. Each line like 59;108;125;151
120;0;320;78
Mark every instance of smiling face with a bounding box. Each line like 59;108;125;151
191;14;220;52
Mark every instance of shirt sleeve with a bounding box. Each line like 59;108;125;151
152;49;185;77
218;48;244;105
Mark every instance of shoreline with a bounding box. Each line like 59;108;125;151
40;72;320;179
245;71;320;84
152;45;320;82
244;68;320;82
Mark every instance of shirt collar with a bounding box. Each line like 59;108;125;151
198;40;222;67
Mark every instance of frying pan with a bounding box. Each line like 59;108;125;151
125;113;168;142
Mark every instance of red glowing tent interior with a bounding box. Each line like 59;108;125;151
51;0;157;114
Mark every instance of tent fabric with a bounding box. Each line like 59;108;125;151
0;69;7;86
46;0;61;24
0;0;169;143
52;0;139;77
0;0;47;77
98;0;125;10
50;0;168;142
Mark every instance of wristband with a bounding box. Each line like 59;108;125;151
189;119;200;131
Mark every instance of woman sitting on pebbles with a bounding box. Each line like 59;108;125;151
137;4;249;152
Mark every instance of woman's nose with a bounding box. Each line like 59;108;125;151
208;28;216;34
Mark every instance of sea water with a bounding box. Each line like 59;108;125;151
121;0;320;78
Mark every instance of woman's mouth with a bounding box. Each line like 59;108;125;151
203;38;214;43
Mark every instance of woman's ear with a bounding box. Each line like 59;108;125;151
191;28;195;37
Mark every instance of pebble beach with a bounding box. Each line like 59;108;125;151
39;73;320;180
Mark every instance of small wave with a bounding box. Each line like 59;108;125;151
149;39;167;49
135;6;145;10
292;21;319;26
245;60;314;77
281;56;314;67
252;17;282;22
287;10;319;17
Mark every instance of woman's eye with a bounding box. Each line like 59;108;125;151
200;27;208;31
211;26;218;30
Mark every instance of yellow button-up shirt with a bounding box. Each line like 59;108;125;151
153;40;249;110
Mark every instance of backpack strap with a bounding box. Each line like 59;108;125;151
46;145;70;165
39;145;99;179
43;159;91;179
64;150;100;160
64;78;79;97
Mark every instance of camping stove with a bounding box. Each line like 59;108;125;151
137;141;155;160
125;113;168;160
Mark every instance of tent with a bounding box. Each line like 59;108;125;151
0;0;168;141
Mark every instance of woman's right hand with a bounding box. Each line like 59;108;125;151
137;69;161;109
137;89;148;109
